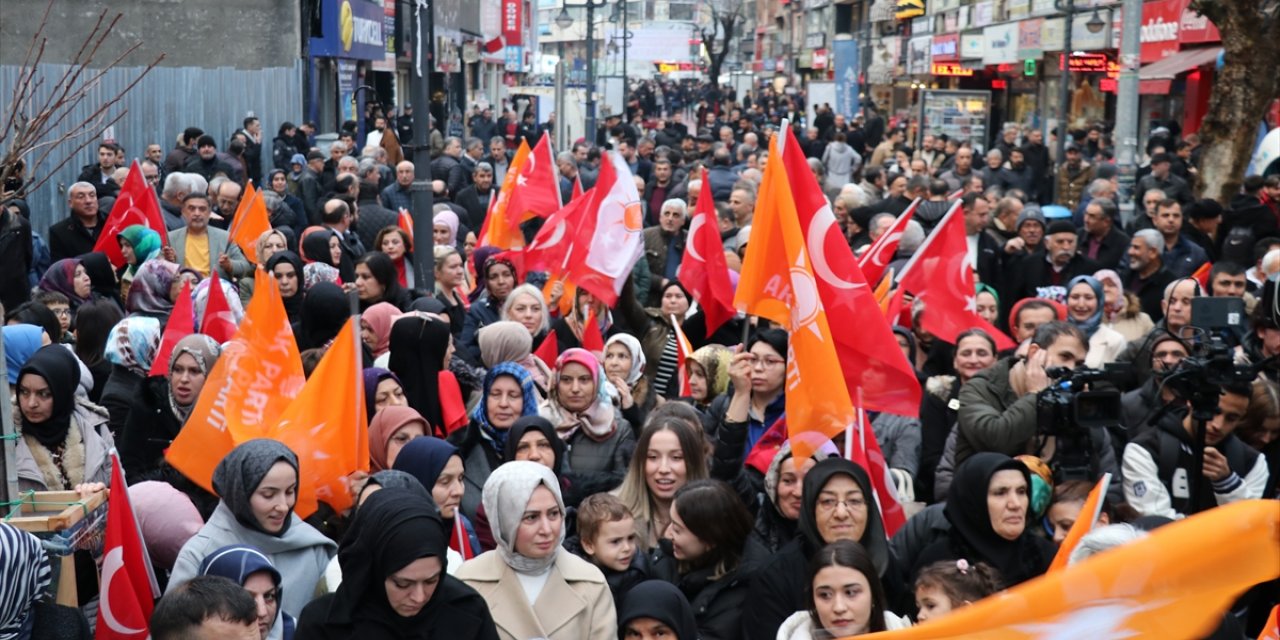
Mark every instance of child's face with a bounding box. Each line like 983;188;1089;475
586;517;637;572
914;584;955;624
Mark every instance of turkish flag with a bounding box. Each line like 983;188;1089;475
93;159;169;267
504;132;562;228
96;452;156;640
199;271;237;344
533;332;559;367
670;315;693;397
480;140;530;249
857;200;919;289
524;188;594;275
897;202;1017;351
149;281;194;377
571;175;584;200
581;308;605;353
677;169;736;338
565;151;645;306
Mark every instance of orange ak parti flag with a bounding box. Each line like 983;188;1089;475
228;181;271;264
1049;473;1111;571
270;317;369;518
857;499;1280;640
480;140;532;249
165;268;306;493
733;133;856;460
504;132;562;228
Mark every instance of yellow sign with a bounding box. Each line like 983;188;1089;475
895;0;925;20
932;63;975;76
340;0;354;52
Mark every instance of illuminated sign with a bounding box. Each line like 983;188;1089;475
992;79;1008;89
932;63;975;76
1060;53;1119;75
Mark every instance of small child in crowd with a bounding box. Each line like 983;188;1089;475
913;559;1003;623
576;493;650;606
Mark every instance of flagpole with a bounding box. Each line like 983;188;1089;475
893;199;963;285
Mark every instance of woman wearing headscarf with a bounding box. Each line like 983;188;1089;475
3;324;48;386
684;344;731;413
117;223;163;300
449;362;540;520
118;334;222;478
77;251;124;311
361;301;401;360
266;250;306;325
125;258;179;322
549;285;616;355
296;489;500;639
388;314;455;434
12;345;113;492
301;226;343;269
540;348;634;481
199;544;297;640
37;258;93;311
368;405;430;472
910;453;1055;588
1095;268;1154;343
295;282;349;352
356;252;413;311
363;367;408;421
237;228;292;305
129;481;205;589
746;441;837;558
603;333;654;428
194;275;246;329
616;580;698;640
460;252;518;364
477;320;552;394
613;279;709;400
1065;275;1127;367
456;461;616;640
303;262;342;291
393;436;482;561
433;208;460;248
0;523;92;639
72;299;123;404
168;439;337;618
742;458;902;640
99;316;162;436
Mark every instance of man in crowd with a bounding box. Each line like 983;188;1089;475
1136;153;1193;206
643;198;688;306
185;135;237;183
1152;199;1208;279
454;162;495;233
1079;197;1129;270
163;193;249;280
48;182;104;261
78;142;122;199
939;147;975;193
1007;219;1097;303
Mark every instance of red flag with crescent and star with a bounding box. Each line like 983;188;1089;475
678;168;737;338
897;202;1017;351
93;159;169;267
504;132;562;228
565;151;645;306
857;200;919;289
523;187;595;276
96;452;157;640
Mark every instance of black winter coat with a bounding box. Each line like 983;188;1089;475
294;577;500;640
117;377;183;479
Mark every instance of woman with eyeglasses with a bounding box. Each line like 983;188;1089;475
709;328;788;458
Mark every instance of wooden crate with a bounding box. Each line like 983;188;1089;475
5;490;107;606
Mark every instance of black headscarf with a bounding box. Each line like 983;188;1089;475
301;227;340;267
502;415;566;476
328;488;449;634
78;251;123;310
388;315;451;430
265;250;306;322
616;580;698;640
944;452;1044;585
297;282;349;351
355;470;431;519
797;458;890;577
17;345;80;449
409;297;446;314
212;439;300;537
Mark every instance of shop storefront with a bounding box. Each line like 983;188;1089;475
1137;0;1222;139
309;0;390;134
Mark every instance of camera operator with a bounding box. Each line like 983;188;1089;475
934;322;1122;501
1115;278;1201;388
1122;382;1267;519
1120;333;1190;446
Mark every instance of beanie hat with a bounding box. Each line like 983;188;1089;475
1046;220;1077;236
1016;205;1046;230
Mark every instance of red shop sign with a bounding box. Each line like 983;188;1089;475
502;0;522;46
1179;6;1221;44
1140;0;1184;63
931;34;960;62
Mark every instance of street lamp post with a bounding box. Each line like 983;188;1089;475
1051;0;1106;201
557;0;609;140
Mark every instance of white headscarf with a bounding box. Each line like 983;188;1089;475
604;333;646;385
481;461;565;574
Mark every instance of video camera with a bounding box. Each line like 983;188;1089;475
1035;363;1129;483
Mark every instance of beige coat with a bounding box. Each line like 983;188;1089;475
456;550;616;640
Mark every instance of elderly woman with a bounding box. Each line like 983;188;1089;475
603;333;654;427
456;461;616;639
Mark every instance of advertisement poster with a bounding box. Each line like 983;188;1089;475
338;59;358;123
918;89;991;153
833;38;861;120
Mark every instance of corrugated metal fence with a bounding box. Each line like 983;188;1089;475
0;60;305;235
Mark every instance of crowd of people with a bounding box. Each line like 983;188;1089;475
1;81;1278;640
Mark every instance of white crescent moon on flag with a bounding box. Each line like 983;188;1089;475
686;215;705;263
871;231;903;267
100;547;146;636
538;219;566;250
807;206;861;290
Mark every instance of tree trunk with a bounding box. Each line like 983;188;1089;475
1193;0;1280;203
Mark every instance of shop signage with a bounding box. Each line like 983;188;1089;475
973;1;995;27
960;32;985;58
908;36;932;74
1032;0;1055;16
813;49;829;69
1060;52;1120;76
932;33;960;61
1017;18;1043;58
982;23;1019;65
311;0;387;61
1040;16;1065;50
932;62;974;75
1070;10;1112;50
1007;0;1031;19
502;0;522;46
1140;0;1183;63
806;32;827;49
912;16;933;34
1179;5;1221;44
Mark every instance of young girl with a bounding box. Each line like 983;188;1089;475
776;540;911;639
912;559;1002;623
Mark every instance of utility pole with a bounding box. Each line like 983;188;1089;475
586;0;599;139
1114;0;1142;226
1053;0;1075;202
1;333;18;505
412;0;436;291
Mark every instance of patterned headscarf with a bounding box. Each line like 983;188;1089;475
167;334;222;422
118;224;163;272
470;362;539;453
688;344;733;402
303;262;341;291
126;259;179;318
0;523;53;637
37;258;89;306
104;316;163;377
193;276;245;329
543;348;617;440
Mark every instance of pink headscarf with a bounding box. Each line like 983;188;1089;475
1093;269;1127;318
433;210;459;246
129;481;204;571
362;302;401;357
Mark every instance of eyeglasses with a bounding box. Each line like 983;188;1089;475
816;497;867;513
49;307;70;317
746;355;785;368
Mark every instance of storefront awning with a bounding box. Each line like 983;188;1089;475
1139;46;1222;94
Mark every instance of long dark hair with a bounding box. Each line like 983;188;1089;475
671;479;752;579
356;251;404;304
73;299;124;366
806;540;889;634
